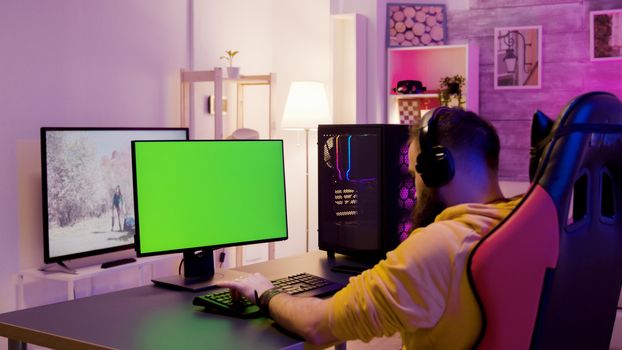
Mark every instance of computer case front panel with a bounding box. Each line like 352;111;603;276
318;124;413;261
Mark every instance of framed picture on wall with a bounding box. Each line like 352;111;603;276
590;9;622;61
494;25;542;89
387;4;447;47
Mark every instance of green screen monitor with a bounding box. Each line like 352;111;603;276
132;140;288;291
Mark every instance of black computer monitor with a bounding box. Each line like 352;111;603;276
41;127;189;267
132;139;288;291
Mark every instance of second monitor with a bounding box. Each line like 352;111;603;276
132;139;288;291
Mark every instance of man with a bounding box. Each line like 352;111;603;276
111;185;124;232
220;108;521;349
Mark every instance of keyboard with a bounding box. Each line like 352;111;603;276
192;272;344;318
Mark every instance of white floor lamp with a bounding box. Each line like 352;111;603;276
281;81;330;252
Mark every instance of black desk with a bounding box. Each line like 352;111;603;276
0;251;369;350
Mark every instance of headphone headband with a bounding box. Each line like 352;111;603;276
419;107;450;155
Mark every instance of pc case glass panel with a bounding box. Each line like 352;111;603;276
319;129;381;252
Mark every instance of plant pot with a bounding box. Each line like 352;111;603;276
227;66;240;79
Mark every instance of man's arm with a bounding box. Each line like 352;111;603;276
268;293;339;346
218;273;340;346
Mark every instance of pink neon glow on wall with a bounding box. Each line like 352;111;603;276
389;47;467;93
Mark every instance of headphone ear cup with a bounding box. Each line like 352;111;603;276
418;146;455;188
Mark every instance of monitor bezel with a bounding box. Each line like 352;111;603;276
40;127;189;264
132;139;289;258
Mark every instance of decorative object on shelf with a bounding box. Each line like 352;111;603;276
398;98;421;124
206;95;228;115
494;26;542;89
386;4;446;47
392;80;427;94
281;81;331;252
220;49;240;79
590;9;622;61
397;96;439;125
438;75;465;108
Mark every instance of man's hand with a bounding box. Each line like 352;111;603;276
220;272;339;346
218;272;275;303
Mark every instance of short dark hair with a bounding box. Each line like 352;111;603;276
410;108;501;171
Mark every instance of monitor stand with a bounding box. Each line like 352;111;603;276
151;249;249;292
38;261;78;275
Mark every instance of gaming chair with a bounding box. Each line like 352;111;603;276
467;91;622;349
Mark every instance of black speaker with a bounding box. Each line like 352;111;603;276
317;124;414;261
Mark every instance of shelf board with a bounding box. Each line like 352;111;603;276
226;74;271;84
181;70;270;84
387;43;469;52
390;93;439;99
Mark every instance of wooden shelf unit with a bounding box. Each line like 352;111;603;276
180;68;273;139
386;43;479;124
16;255;178;309
179;69;276;264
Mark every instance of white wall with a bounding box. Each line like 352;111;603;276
0;1;332;326
0;0;189;318
191;0;274;142
271;0;331;257
188;0;331;263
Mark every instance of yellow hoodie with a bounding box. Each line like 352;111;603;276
328;197;521;349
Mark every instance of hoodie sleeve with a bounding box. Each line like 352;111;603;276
328;225;459;342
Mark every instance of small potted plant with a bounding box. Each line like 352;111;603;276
220;49;240;79
438;75;466;108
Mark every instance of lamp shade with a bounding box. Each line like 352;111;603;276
281;81;331;130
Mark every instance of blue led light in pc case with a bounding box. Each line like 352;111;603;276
317;124;414;261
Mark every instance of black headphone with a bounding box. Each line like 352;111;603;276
415;107;455;188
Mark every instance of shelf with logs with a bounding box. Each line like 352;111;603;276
387;4;446;47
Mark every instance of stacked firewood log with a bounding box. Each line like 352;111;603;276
388;5;445;47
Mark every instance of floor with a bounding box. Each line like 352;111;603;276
345;334;402;350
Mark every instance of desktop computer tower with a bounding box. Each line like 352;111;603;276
317;124;415;262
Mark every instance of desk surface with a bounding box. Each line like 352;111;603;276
0;251;370;350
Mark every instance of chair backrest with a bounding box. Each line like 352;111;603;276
467;91;622;349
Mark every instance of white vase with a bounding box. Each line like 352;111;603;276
227;66;240;79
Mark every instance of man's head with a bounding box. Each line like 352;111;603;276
407;107;502;228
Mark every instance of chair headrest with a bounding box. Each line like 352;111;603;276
530;91;622;204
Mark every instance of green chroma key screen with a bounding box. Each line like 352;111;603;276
132;140;288;255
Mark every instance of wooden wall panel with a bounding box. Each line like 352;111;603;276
493;119;530;181
498;148;530;180
585;62;622;92
448;3;583;38
438;0;622;180
470;0;577;10
586;0;622;11
479;89;584;119
492;120;531;149
544;32;588;62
